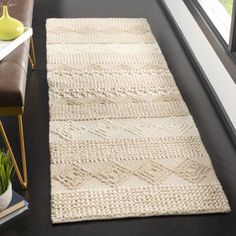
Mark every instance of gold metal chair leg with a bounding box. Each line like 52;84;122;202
29;54;35;71
29;37;36;71
18;115;28;185
0;119;27;189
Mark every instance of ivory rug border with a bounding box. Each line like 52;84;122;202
46;18;230;224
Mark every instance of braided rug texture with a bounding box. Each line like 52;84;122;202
46;18;230;223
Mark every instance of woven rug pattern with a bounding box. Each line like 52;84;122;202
46;18;230;223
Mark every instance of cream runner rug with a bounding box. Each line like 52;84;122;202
46;18;230;223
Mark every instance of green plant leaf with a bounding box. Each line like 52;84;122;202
0;149;13;195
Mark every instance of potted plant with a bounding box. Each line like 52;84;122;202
0;150;13;211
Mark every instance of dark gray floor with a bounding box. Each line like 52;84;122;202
0;0;236;235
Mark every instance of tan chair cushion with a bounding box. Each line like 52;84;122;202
0;0;34;107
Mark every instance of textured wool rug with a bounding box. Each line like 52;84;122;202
46;18;230;223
